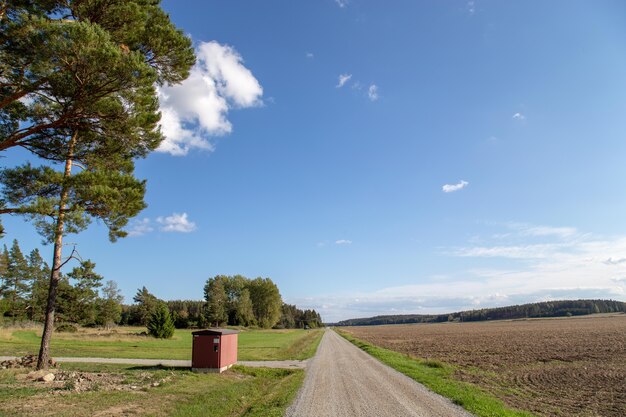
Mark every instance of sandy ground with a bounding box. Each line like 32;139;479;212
0;356;307;369
285;329;473;417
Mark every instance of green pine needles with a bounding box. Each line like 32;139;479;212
147;303;175;339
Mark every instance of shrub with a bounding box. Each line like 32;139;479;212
147;303;175;339
55;323;78;333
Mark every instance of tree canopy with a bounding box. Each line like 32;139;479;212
0;0;195;370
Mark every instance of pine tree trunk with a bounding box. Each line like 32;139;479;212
36;133;77;370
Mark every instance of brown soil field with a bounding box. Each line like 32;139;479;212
343;314;626;417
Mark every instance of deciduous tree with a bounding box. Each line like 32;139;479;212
204;278;227;327
97;280;123;329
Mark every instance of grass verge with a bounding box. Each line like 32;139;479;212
0;364;303;417
336;329;535;417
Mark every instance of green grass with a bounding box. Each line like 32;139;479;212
0;364;303;417
336;329;535;417
0;327;323;361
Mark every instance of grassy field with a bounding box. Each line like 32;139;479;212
0;363;303;417
0;326;323;361
0;327;323;416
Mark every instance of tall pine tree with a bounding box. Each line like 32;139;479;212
0;1;194;369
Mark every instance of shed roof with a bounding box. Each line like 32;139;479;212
192;328;240;336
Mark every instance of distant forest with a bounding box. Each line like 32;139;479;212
1;239;322;330
334;299;626;326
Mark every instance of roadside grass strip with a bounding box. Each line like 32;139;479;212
0;364;303;417
336;330;535;417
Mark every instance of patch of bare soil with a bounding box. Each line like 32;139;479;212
49;370;171;393
344;314;626;417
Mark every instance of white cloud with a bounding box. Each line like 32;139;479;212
367;84;379;101
467;1;476;15
306;52;314;59
157;41;263;156
336;73;352;88
522;225;578;238
156;213;197;233
293;224;626;322
512;112;526;121
127;218;154;237
335;239;352;245
335;0;349;8
442;180;469;193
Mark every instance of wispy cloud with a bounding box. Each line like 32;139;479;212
512;112;526;121
442;180;469;193
467;1;476;15
296;223;626;322
336;73;352;88
127;218;154;237
156;213;197;233
157;41;263;156
335;0;349;8
367;84;379;101
335;239;352;245
306;52;314;59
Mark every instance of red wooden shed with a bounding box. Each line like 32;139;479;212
191;329;239;373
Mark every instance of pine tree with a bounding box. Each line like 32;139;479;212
66;260;103;324
0;245;9;319
0;1;194;369
147;302;175;339
4;239;30;321
27;248;50;321
133;286;159;325
0;0;195;153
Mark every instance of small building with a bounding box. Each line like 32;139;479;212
191;328;240;373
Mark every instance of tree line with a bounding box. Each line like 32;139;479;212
0;239;123;327
127;275;323;330
334;299;626;326
1;240;323;331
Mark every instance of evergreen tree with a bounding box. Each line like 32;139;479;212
0;0;194;371
0;0;195;153
27;248;50;321
0;245;9;319
132;286;159;325
3;239;30;320
66;260;103;324
147;302;174;339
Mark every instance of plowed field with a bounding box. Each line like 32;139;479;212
343;314;626;417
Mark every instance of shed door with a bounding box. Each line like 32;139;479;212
192;335;221;368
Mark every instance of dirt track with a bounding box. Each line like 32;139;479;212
285;329;472;417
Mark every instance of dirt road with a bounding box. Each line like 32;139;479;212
0;356;307;369
285;329;472;417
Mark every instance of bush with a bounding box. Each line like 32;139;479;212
147;303;175;339
55;323;78;333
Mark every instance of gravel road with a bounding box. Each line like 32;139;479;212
0;356;307;369
285;329;473;417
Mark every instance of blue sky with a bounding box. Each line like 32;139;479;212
3;0;626;321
